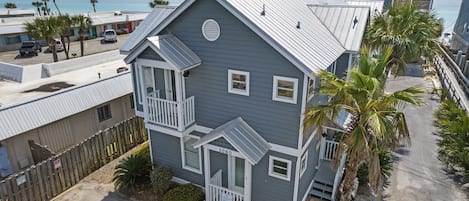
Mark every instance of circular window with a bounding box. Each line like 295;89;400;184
202;19;220;41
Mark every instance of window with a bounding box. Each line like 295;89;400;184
300;151;308;177
202;19;220;41
181;136;202;174
307;78;315;101
5;35;21;45
268;156;292;181
328;61;337;74
272;76;298;104
228;70;249;96
97;104;112;122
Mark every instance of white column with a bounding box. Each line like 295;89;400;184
138;64;150;122
174;71;185;131
244;160;252;201
204;147;211;201
346;53;353;80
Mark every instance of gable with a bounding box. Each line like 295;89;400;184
138;47;165;61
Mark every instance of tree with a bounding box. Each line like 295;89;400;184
52;0;61;15
40;6;50;16
32;1;44;16
149;0;169;8
112;154;151;192
42;0;50;15
24;17;61;62
72;15;92;57
57;15;72;59
304;47;425;200
4;3;16;9
90;0;98;13
365;2;442;75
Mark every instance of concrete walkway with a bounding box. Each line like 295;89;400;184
382;64;467;201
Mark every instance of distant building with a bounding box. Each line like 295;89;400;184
0;51;134;177
451;0;469;52
0;9;36;18
384;0;433;11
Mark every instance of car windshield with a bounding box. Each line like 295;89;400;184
105;31;115;35
56;41;61;45
22;42;35;47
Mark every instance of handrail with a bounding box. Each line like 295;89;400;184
322;140;339;161
146;96;195;129
208;184;244;201
331;151;347;200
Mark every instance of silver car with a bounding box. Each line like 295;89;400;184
103;29;118;43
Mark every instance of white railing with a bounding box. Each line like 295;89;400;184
208;184;244;201
321;140;339;161
331;151;347;200
146;96;195;129
210;170;223;186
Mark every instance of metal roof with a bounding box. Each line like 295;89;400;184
346;0;384;16
0;23;25;35
193;117;271;165
218;0;345;74
146;35;202;71
90;13;148;26
120;6;177;52
0;73;132;141
309;4;370;52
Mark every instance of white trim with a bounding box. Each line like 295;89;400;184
300;129;317;154
147;128;154;164
172;176;192;184
298;74;308;151
204;144;244;158
347;53;353;80
195;125;213;133
272;75;298;104
180;135;203;174
136;58;173;70
293;154;301;201
228;69;250;96
306;77;316;102
329;61;337;74
136;64;144;105
145;122;196;138
228;156;245;194
203;146;210;201
202;19;221;41
268;156;292;181
301;178;316;201
244;159;252;201
299;150;308;178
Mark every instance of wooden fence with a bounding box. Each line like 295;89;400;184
0;116;147;201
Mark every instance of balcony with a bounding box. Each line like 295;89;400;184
146;96;195;131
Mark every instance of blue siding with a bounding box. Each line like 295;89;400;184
335;53;350;78
150;130;205;186
210;150;229;188
161;0;304;148
298;135;322;201
252;151;297;201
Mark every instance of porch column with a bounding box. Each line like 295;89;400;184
204;146;211;201
137;63;149;123
175;71;185;131
244;160;252;201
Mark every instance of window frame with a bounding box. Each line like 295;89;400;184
97;104;112;122
307;77;315;102
228;69;250;96
272;76;298;104
268;156;292;181
180;135;203;174
300;151;308;178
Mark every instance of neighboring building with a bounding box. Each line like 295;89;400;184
121;1;369;201
451;0;469;52
0;9;36;18
0;51;134;177
0;11;149;52
384;0;433;11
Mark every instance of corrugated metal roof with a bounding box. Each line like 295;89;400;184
0;73;132;141
219;0;345;74
120;6;177;52
193;117;270;165
0;9;35;16
90;13;148;26
346;0;384;15
147;35;202;71
309;4;370;52
0;23;25;35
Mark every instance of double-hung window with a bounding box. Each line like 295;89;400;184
268;156;292;181
228;70;250;96
272;76;298;104
307;78;315;101
97;104;112;122
300;151;308;177
181;136;202;174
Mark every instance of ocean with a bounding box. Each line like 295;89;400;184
4;0;463;31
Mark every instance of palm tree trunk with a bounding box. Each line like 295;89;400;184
60;35;69;59
36;7;41;16
93;4;96;13
80;36;84;56
53;0;61;15
338;157;360;201
66;36;71;57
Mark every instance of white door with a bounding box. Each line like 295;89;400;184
228;156;245;194
164;70;176;101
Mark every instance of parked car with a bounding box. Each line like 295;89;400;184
45;39;64;53
19;41;42;56
103;29;118;43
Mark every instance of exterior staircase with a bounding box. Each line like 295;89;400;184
310;161;335;200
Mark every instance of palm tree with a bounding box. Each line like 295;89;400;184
57;15;72;59
52;0;61;15
40;6;50;16
72;15;92;57
4;3;16;9
304;47;425;201
365;2;442;75
90;0;98;13
25;17;61;62
32;1;44;16
113;154;151;192
149;0;169;8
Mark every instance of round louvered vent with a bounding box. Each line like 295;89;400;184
202;19;220;41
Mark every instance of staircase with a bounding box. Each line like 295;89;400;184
310;180;333;200
310;161;335;200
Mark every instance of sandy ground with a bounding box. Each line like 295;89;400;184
51;146;139;201
382;64;467;201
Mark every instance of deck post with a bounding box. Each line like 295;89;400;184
204;147;210;201
174;71;185;131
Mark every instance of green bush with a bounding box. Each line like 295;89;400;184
356;149;393;184
163;184;204;201
112;154;152;192
151;166;173;196
133;141;151;160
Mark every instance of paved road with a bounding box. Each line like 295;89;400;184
0;34;130;66
382;64;467;201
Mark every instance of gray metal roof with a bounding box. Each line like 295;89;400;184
0;73;132;141
120;6;177;52
146;35;202;71
193;117;271;165
346;0;384;14
0;23;25;35
309;4;370;52
218;0;345;74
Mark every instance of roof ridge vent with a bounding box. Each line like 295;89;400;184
261;4;266;16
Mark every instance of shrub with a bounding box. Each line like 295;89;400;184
151;166;173;196
378;149;393;178
133;141;151;160
163;184;204;201
112;154;152;192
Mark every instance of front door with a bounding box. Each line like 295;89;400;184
164;70;176;101
228;156;245;194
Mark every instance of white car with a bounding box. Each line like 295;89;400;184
103;29;118;43
55;39;64;52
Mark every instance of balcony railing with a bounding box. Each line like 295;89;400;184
146;96;195;130
320;140;339;161
208;184;244;201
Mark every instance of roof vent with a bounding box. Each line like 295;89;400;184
261;4;266;16
202;19;220;41
352;16;359;29
296;21;301;29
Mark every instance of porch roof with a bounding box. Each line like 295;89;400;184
193;117;270;165
124;34;202;71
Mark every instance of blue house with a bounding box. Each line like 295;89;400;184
451;0;469;52
120;1;369;200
